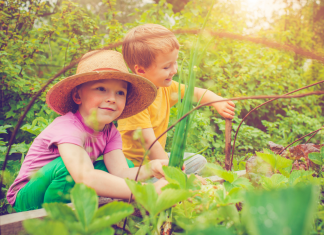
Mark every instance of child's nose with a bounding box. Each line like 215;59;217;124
171;64;177;75
105;93;116;103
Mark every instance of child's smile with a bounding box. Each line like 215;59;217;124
73;79;128;131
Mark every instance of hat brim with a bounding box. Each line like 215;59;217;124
46;71;157;119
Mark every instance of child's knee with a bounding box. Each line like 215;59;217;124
183;153;207;175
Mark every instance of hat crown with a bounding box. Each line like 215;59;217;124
76;50;129;74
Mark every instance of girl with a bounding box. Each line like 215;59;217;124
7;50;169;212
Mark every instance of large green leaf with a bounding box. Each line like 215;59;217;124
23;219;69;235
92;227;114;235
71;183;98;229
213;169;236;183
125;179;158;215
309;148;324;165
256;152;276;169
88;201;134;232
186;226;236;235
162;166;200;190
256;151;292;171
243;185;318;235
163;166;187;189
153;189;191;216
94;201;134;219
261;174;288;190
232;177;254;190
42;203;78;222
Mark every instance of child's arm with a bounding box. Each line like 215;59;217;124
141;128;169;161
58;143;168;199
103;148;168;180
194;87;235;119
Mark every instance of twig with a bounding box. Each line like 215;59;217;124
231;79;324;169
132;91;324;190
279;125;324;155
305;130;321;144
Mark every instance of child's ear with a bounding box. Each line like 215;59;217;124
72;88;82;105
134;65;145;76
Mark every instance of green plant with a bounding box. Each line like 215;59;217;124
23;184;134;235
243;185;319;235
309;147;324;177
125;178;191;234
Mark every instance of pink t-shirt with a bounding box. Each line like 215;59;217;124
7;111;122;206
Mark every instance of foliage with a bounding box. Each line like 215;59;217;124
242;185;319;235
0;0;324;233
23;184;134;235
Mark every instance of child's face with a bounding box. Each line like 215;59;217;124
136;48;179;88
73;79;128;131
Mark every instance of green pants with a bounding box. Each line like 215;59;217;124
13;157;134;212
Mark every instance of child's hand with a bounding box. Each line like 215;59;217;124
213;99;235;119
153;177;169;194
148;159;169;179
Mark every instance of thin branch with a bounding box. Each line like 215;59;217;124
279;125;324;155
231;79;324;169
305;129;321;144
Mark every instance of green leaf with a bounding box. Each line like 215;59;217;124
125;179;158;215
256;152;276;168
186;226;236;235
23;219;69;235
92;227;114;235
217;204;240;225
243;185;318;235
256;151;292;171
88;201;134;232
153;189;191;216
42;203;78;222
94;201;134;219
308;152;323;165
213;169;236;183
71;183;98;229
261;174;288;190
163;166;187;189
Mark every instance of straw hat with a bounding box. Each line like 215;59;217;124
46;50;157;119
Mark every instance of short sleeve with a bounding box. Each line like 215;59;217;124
103;124;122;154
117;108;153;131
44;119;86;150
169;81;186;107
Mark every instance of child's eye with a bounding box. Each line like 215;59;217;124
164;66;170;70
96;87;106;92
117;91;125;96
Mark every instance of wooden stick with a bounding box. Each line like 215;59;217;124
224;119;232;171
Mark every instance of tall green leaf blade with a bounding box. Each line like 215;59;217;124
125;179;158;215
71;183;98;229
243;185;318;235
168;2;214;169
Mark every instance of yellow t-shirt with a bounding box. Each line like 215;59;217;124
117;81;185;166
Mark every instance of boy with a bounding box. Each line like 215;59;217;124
118;24;235;172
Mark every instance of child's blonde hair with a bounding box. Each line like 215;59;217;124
123;24;180;73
